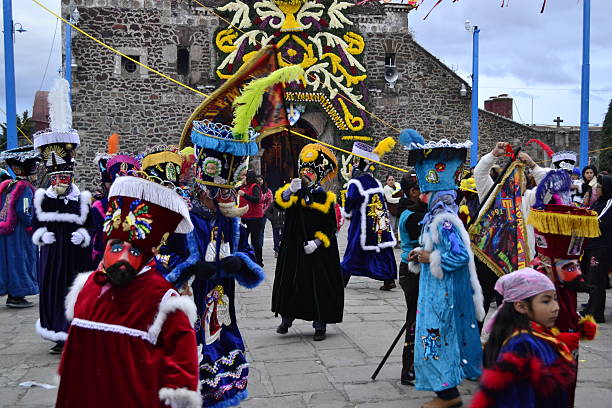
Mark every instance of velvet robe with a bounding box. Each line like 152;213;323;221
272;184;344;324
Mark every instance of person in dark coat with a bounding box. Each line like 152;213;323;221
273;144;343;341
0;146;41;308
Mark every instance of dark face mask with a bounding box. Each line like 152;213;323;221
105;261;139;287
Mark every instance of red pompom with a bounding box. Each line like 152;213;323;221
580;320;597;340
93;270;109;286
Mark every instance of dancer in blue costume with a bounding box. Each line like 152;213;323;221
183;118;264;408
400;129;485;408
342;139;398;289
0;146;41;308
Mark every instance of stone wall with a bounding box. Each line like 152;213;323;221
62;0;599;189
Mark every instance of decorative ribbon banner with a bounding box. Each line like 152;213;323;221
468;161;530;277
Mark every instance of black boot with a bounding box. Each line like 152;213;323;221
313;329;326;341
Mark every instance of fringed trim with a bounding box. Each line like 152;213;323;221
314;231;331;248
108;177;193;234
148;290;198;344
423;212;486;321
429;250;442;279
473;351;577;407
301;191;336;214
65;272;93;321
35;319;68;342
207;390;248;408
159;387;202;408
34;189;91;225
73;227;91;248
274;184;298;209
0;180;34;235
165;232;201;284
31;227;48;247
232;252;265;289
527;208;600;238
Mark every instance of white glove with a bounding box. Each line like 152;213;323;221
304;240;318;255
71;231;85;246
41;231;56;245
289;178;302;193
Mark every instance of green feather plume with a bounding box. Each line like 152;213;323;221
232;65;304;140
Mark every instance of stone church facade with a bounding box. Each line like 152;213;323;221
61;0;600;187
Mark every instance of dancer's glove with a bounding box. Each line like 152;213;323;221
71;230;86;246
579;316;597;340
304;240;318;255
289;178;302;193
41;231;56;245
556;332;580;351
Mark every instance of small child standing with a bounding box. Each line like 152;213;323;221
472;268;577;408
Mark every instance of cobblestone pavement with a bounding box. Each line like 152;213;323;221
1;226;611;407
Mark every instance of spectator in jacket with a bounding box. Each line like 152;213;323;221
239;170;265;266
258;175;273;254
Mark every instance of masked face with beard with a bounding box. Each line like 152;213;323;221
103;239;146;286
50;173;73;196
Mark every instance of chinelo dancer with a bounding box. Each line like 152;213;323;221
400;129;485;408
32;78;94;354
0;146;41;308
273;143;344;341
56;176;200;407
341;138;398;290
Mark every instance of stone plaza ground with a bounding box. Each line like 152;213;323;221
1;226;611;407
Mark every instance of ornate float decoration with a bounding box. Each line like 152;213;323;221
214;0;371;140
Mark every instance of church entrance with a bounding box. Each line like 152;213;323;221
260;119;316;192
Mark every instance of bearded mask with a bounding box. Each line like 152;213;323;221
102;240;145;286
50;173;73;196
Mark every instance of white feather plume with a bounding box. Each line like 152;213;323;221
48;78;72;132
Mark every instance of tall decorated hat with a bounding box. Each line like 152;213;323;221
0;146;41;177
351;137;396;171
140;145;183;187
106;154;141;182
298;143;338;185
104;176;193;260
399;128;470;193
94;133;120;184
551;151;577;171
33;78;80;176
190;119;258;191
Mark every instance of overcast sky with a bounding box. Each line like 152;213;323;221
1;0;611;127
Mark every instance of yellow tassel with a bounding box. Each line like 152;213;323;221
527;209;601;238
372;137;396;157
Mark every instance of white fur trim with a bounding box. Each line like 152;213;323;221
34;188;91;225
429;250;443;279
147;290;198;344
36;319;68;342
159;387;202;408
408;261;420;274
65;272;93;321
421;212;486;322
32;227;48;247
347;178;397;252
73;227;91;248
108;177;193;234
71;318;151;342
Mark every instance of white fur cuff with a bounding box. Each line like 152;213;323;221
408;262;421;274
74;227;91;248
32;227;48;247
148;292;198;344
429;250;443;279
159;387;202;408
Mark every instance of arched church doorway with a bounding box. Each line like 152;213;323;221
260;119;317;192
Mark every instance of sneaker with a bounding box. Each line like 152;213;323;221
379;282;396;291
276;321;291;334
6;296;33;308
313;329;326;341
49;343;64;355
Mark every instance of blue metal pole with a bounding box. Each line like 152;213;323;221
579;0;590;168
470;27;480;167
65;21;72;103
3;0;18;149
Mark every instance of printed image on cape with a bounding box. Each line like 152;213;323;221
190;211;264;408
469;161;530;277
341;174;397;281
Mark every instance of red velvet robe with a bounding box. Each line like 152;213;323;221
56;266;201;408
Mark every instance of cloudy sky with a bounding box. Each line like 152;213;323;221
1;0;611;127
